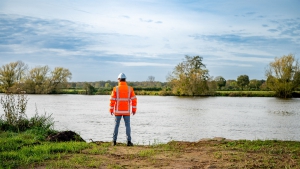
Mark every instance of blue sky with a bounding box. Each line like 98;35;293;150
0;0;299;82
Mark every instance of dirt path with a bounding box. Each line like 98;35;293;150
101;140;229;168
35;137;300;169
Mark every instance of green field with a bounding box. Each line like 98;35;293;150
215;91;276;97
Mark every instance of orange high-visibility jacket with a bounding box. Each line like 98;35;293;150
109;81;137;116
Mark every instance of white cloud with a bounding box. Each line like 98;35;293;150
0;0;299;81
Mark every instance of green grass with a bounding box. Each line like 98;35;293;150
223;139;300;155
138;149;156;157
1;132;300;168
0;130;90;169
60;89;86;94
218;140;300;168
215;91;276;97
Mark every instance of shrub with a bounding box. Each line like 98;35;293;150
0;91;28;131
0;91;54;132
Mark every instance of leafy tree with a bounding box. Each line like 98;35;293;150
94;82;101;88
249;79;264;90
207;77;217;93
22;66;71;94
24;66;50;94
49;67;72;93
167;55;209;96
83;83;95;95
260;81;269;91
0;61;27;92
76;82;84;89
294;71;300;90
105;83;111;88
69;82;77;88
225;80;238;90
266;54;300;98
215;76;226;90
237;75;249;90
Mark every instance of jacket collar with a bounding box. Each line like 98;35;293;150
118;81;127;86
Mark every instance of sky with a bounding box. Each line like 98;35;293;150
0;0;299;82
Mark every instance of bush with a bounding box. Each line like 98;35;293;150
159;91;174;96
0;91;28;131
0;92;54;133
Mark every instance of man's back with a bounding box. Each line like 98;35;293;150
109;73;137;146
110;81;137;116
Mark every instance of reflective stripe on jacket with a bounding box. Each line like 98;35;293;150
109;81;137;116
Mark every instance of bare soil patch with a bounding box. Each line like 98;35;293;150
33;137;300;169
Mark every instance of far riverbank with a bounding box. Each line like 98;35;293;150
59;89;300;97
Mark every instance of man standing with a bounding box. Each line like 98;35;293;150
110;73;137;146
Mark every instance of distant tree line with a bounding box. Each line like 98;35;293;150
1;54;299;98
213;76;266;91
68;80;165;89
65;81;168;95
69;76;270;95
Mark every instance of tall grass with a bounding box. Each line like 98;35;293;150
0;92;90;168
0;91;55;133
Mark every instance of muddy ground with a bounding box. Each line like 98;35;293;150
34;137;299;169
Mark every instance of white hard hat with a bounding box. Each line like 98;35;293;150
118;73;126;79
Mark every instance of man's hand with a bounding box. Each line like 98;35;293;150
110;112;114;116
132;111;136;115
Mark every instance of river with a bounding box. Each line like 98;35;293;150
2;95;300;144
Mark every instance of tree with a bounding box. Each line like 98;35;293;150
22;66;71;94
225;80;238;90
0;61;27;92
94;82;101;88
105;83;111;88
147;75;155;87
147;76;155;82
24;66;50;94
48;67;72;93
167;55;209;96
15;61;28;83
249;79;264;90
70;82;77;88
83;83;95;95
237;75;249;90
294;71;300;90
266;54;300;98
215;76;226;90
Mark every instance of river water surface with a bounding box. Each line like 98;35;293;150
2;95;300;144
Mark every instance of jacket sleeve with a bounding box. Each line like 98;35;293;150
109;87;116;113
130;87;137;112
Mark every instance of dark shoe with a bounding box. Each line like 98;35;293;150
112;141;116;146
127;141;133;146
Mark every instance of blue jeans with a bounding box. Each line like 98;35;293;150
113;116;131;142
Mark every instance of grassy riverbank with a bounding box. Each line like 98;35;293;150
1;130;300;168
215;91;276;97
